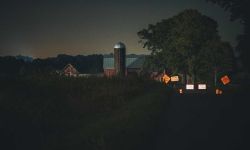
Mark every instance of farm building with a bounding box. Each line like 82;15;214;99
114;42;126;76
103;55;145;77
62;64;79;77
103;42;145;77
62;64;104;78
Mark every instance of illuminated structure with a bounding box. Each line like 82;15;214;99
62;64;79;77
114;42;126;76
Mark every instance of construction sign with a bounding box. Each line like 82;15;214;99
171;76;179;82
221;75;230;85
162;74;170;84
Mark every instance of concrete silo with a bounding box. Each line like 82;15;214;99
114;42;126;76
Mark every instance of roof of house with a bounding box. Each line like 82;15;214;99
103;56;145;69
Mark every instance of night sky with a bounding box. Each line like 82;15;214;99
0;0;242;58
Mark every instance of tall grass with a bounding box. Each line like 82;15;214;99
0;76;172;150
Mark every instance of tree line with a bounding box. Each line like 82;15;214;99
0;54;103;77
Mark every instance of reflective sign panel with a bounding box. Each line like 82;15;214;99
198;84;207;90
171;76;179;82
216;89;223;95
186;84;194;90
221;75;230;85
179;89;183;94
162;74;170;84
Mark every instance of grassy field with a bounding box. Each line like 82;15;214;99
0;76;172;150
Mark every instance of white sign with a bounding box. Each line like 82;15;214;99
186;84;194;90
198;84;207;90
171;76;179;82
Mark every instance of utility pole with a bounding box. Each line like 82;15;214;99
214;68;217;87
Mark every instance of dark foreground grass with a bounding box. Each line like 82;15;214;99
0;76;172;150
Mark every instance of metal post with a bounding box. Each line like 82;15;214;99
214;69;217;87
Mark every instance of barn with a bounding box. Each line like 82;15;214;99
103;55;145;77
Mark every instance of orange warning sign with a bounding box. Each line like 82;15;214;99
221;75;230;85
162;74;170;84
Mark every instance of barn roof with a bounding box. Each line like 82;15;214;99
103;56;145;69
127;56;145;69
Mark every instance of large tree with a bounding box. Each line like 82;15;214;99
138;9;234;83
207;0;250;72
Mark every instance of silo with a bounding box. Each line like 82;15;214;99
114;42;126;76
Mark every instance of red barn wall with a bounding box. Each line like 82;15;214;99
104;69;116;77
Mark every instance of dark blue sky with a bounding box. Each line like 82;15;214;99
0;0;242;58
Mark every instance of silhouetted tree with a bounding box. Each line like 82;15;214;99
138;9;234;83
0;56;25;77
207;0;250;72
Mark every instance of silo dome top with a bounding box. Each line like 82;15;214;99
114;42;126;49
